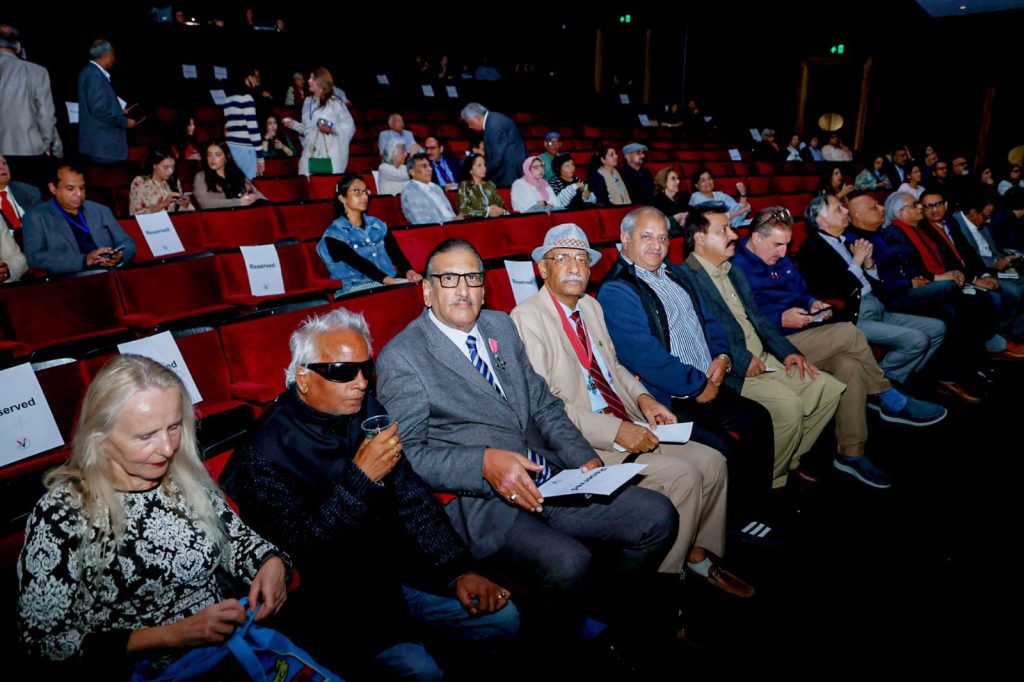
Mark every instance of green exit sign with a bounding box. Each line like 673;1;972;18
619;14;631;23
830;43;845;55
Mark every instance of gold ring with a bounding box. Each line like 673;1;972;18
498;592;508;599
387;437;398;446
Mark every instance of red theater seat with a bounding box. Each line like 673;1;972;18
370;195;407;228
444;219;507;261
116;255;235;330
597;206;634;240
254;176;310;203
276;201;336;241
0;271;132;361
392;225;447;271
215;246;335;310
263;157;300;176
199;205;282;251
308;174;343;200
500;213;555;257
174;330;251;421
35;360;90;441
558;210;603;243
335;284;423;350
484;264;537;314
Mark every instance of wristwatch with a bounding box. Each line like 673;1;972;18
715;353;732;374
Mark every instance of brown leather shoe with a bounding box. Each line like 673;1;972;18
686;563;755;598
935;380;981;404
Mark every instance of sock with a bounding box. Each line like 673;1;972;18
686;558;712;577
877;388;908;413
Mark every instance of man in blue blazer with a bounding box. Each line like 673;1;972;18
460;103;526;188
77;40;135;164
23;163;135;273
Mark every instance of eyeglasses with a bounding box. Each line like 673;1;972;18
922;200;946;210
544;253;591;266
349;188;372;197
304;359;375;383
754;207;792;230
430;272;485;287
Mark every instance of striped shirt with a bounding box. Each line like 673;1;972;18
625;255;713;372
222;93;263;156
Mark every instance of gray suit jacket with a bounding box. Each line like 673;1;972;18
0;52;62;157
952;212;1002;270
401;181;455;225
483;112;527;188
77;62;128;163
377;309;596;558
23;200;135;273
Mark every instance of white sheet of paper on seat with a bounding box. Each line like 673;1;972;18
633;420;693;443
619;94;630;104
749;128;762;142
370;170;380;192
504;260;539;304
538;463;646;498
240;244;285;297
637;114;649;126
182;64;198;79
213;66;228;80
65;102;79;123
728;148;742;161
0;364;65;467
135;211;185;256
376;74;390;85
118;332;203;404
422;85;435;97
446;86;458;98
210;90;227;105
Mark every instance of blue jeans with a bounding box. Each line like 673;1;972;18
368;586;519;680
857;293;946;383
227;142;258;180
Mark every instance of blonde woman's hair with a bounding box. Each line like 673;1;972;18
653;166;678;196
44;355;225;564
311;67;336;108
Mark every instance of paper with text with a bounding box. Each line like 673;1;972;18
119;332;203;404
135;211;186;256
240;244;285;297
0;364;64;467
504;260;539;304
539;463;647;498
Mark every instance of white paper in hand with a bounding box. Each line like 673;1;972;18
118;332;203;404
635;421;693;443
240;245;285;297
504;260;539;304
0;364;64;467
539;463;646;498
135;211;185;256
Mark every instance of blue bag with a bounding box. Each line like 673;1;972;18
131;598;342;681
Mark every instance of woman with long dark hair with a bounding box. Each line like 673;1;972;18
191;141;268;209
129;146;194;215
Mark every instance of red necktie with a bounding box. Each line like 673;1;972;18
0;190;21;228
570;311;629;420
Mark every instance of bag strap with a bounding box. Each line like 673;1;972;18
224;598;270;681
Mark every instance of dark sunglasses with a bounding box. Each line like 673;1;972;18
304;359;375;383
754;207;792;231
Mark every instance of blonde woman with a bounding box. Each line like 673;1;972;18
17;355;289;670
283;67;355;175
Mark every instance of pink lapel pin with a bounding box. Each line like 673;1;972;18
489;338;499;354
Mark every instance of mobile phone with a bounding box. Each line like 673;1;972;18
111;245;126;254
811;305;832;323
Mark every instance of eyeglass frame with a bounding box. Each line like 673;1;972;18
429;271;486;287
543;252;592;266
921;200;946;210
304;359;375;383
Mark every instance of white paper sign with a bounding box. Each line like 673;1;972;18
504;260;539;304
376;74;390;85
539;463;646;498
637;420;692;443
210;89;227;105
182;64;198;79
619;94;630;104
728;148;742;161
135;211;185;256
0;364;65;467
422;85;435;98
638;114;650;126
65;102;79;123
118;332;203;404
240;244;285;297
749;128;762;142
213;65;228;80
446;85;458;98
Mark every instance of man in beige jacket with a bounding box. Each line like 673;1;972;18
510;224;752;597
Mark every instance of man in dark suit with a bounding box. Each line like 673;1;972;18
460;103;526;188
377;238;676;659
23;162;135;273
77;39;135;164
424;135;462;191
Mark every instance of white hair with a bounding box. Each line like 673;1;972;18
382;137;406;165
460;102;488;121
884;191;915;224
285;309;373;386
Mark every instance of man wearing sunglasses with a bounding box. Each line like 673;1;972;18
221;308;519;679
730;205;947;489
377;238;678;669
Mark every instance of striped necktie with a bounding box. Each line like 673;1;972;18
466;335;551;484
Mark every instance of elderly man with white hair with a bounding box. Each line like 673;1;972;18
459;102;526;187
377;112;421;157
221;308;518;680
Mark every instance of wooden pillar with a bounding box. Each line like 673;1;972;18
853;58;873;152
976;86;996;169
795;60;809;135
595;28;604;94
643;27;653;105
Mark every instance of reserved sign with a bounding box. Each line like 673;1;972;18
504;260;539;305
240;245;285;297
135;211;186;256
0;364;64;467
118;332;203;404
